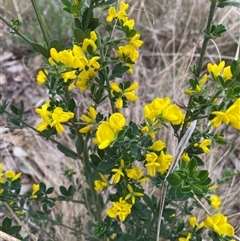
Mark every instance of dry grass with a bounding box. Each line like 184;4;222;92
1;0;240;240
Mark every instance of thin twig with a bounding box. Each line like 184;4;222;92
0;231;21;241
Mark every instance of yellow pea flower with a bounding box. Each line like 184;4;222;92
210;194;221;210
204;213;234;237
222;66;233;80
181;152;190;163
96;121;115;149
82;39;97;52
116;98;123;109
125;184;144;204
51;107;74;134
106;6;117;22
194;139;211;154
37;70;48;85
94;173;108;191
162;104;184;125
130;33;144;48
123;19;135;30
5;170;22;181
151;140;166;151
207;61;225;78
109;113;126;131
111;159;125;184
106;197;132;222
31;183;40;199
210;111;229;128
179;233;191;241
125;166;148;183
188;216;197;227
61;70;77;82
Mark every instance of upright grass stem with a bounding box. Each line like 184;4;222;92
30;0;50;46
179;0;217;141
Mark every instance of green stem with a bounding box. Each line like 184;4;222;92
180;0;217;140
4;110;79;158
0;14;33;45
195;0;217;78
96;31;116;113
30;0;50;46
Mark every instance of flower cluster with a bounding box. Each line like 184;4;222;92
210;194;221;210
210;98;240;130
37;31;99;91
204;213;234;237
110;81;138;109
106;0;144;73
185;61;233;96
145;140;173;176
35;102;74;134
208;61;233;80
143;97;184;138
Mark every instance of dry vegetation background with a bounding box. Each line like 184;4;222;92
0;0;240;240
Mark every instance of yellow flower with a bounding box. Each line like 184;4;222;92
181;152;190;163
210;111;229;128
197;221;204;230
179;233;191;241
111;82;138;108
106;197;132;222
194;139;211;154
109;113;126;131
79;106;97;133
209;184;218;191
88;56;100;69
90;31;97;42
125;184;144;204
130;33;144;48
207;61;225;78
116;44;139;63
82;38;97;52
151;140;166;151
51;107;74;134
61;70;77;82
0;189;4;195
123;19;135;30
37;70;48;85
222;66;233;80
162;104;184;125
96;121;115;149
94;173;108;191
125;166;148;183
204;213;234;237
112;159;125;184
0;163;5;184
31;183;40;199
210;194;221;210
5;170;22;181
156;151;174;174
225;98;240;130
145;152;159;176
188;216;197;227
116;98;123;109
106;6;117;22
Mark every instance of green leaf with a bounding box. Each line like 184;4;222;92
59;186;68;196
10;104;18;115
196;170;209;182
10;118;21;127
74;28;84;44
2;217;12;231
167;173;182;186
8;225;21;235
218;1;240;8
60;0;72;7
32;42;49;58
97;160;115;174
191;184;203;195
49;39;62;51
111;63;129;78
57;143;79;159
45;187;54;194
90;154;102;165
76;137;83;156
